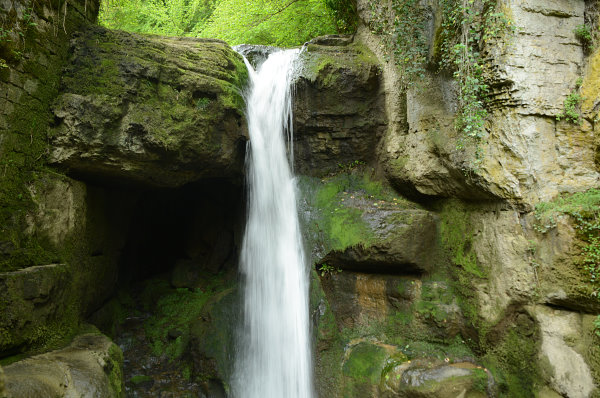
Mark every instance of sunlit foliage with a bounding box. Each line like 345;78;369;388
98;0;352;47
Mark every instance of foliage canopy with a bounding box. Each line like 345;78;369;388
99;0;356;46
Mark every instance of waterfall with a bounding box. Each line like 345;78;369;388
233;49;314;398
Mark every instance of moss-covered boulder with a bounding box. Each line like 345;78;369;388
50;26;249;187
3;333;123;398
337;341;490;398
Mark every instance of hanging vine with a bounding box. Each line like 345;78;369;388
368;0;513;171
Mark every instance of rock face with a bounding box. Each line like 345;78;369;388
532;306;596;398
50;26;249;187
3;333;123;398
357;0;599;205
293;38;386;175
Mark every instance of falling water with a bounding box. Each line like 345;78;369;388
233;49;313;398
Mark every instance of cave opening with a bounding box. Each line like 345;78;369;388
112;179;244;286
82;177;244;396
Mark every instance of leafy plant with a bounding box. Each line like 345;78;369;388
196;97;211;111
368;0;513;171
99;0;341;47
438;0;512;171
574;24;592;48
367;0;428;88
556;79;584;124
318;262;341;276
324;0;357;34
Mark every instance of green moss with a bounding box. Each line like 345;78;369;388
107;343;125;398
414;281;454;326
437;200;488;337
130;375;153;385
141;278;215;360
301;42;378;89
534;189;600;296
312;175;373;252
342;342;387;391
483;328;540;397
472;368;488;392
439;201;485;279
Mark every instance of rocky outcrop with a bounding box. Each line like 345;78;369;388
293;38;386;175
3;333;123;398
50;26;249;187
298;169;441;272
356;0;599;206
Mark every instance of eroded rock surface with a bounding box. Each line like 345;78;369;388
50;26;249;187
4;333;123;398
357;0;599;205
294;38;386;175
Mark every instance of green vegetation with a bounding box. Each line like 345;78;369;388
556;78;584;124
342;342;387;384
368;0;513;170
318;262;341;276
308;171;376;252
483;327;540;397
140;278;215;360
367;0;428;88
438;0;513;170
130;375;153;385
414;281;454;326
534;189;600;296
575;24;593;47
107;344;125;398
439;201;485;282
99;0;355;47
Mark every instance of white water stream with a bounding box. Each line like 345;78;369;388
232;49;314;398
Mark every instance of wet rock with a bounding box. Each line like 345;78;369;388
189;288;238;390
233;44;281;68
50;26;249;188
339;341;490;398
385;361;489;398
322;208;438;274
3;333;123;398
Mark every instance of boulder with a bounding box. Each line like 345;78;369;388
340;341;490;398
3;333;123;398
50;26;249;188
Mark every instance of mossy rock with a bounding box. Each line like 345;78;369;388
3;333;124;398
298;169;439;274
50;26;249;188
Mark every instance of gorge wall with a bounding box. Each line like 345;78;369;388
1;0;600;397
